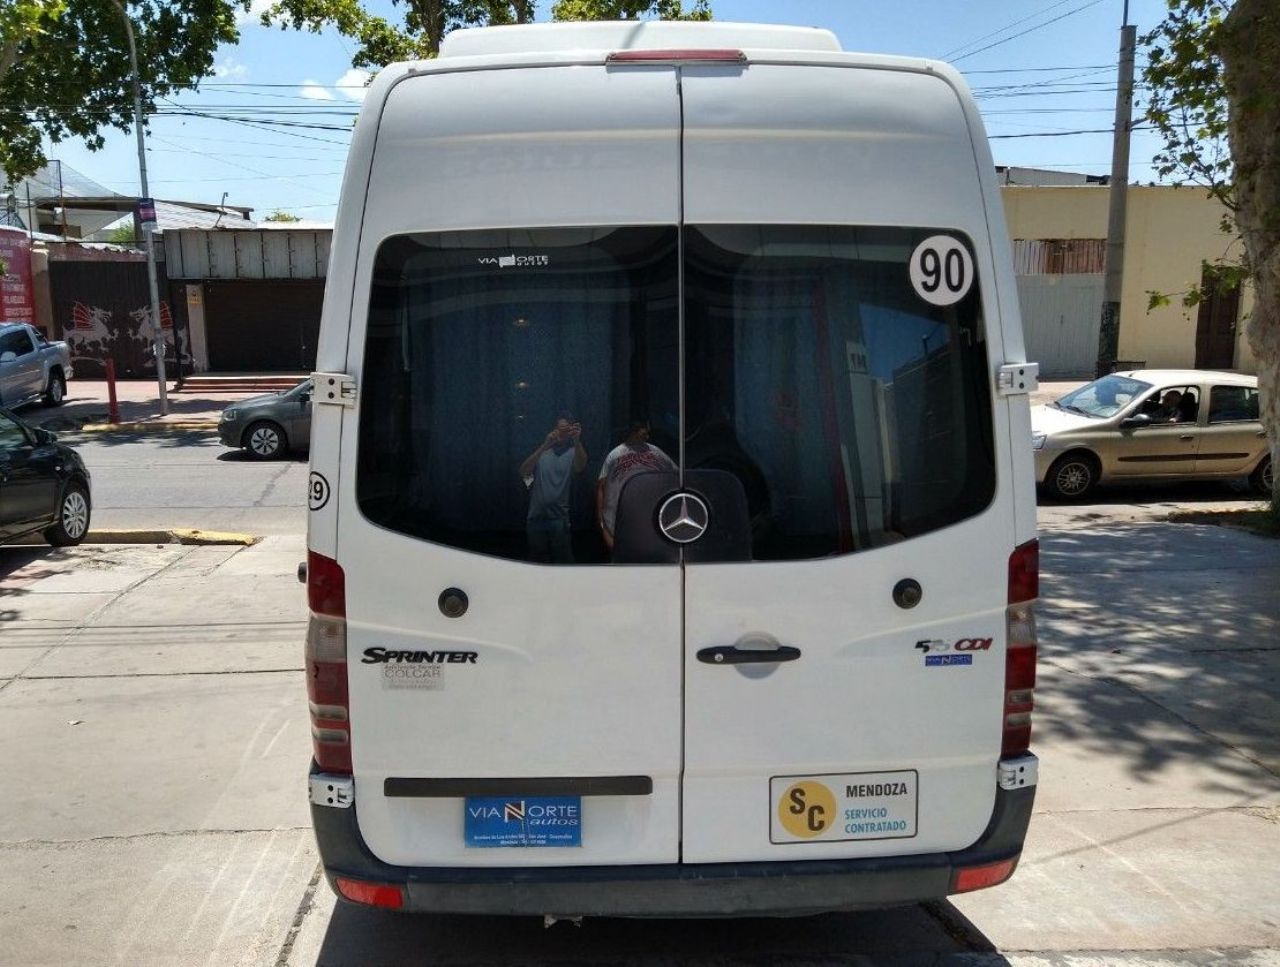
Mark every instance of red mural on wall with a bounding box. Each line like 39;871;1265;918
0;228;36;327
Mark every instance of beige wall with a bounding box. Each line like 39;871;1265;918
1000;185;1253;372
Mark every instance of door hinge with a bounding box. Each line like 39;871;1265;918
312;372;356;408
310;773;354;808
997;362;1039;397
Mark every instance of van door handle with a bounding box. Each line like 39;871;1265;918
697;645;802;665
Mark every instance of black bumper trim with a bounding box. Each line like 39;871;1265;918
310;761;1036;917
384;775;653;798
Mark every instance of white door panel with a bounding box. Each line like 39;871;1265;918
343;64;684;868
679;65;1012;864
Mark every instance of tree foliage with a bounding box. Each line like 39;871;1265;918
263;0;710;70
1145;0;1280;499
264;209;303;221
0;0;245;182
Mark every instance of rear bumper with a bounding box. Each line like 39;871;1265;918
309;762;1037;917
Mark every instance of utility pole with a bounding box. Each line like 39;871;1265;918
1095;1;1138;377
108;0;168;415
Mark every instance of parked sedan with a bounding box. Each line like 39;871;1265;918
218;379;312;459
1033;369;1272;500
0;408;91;546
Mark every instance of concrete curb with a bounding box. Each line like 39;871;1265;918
76;421;220;433
77;528;260;546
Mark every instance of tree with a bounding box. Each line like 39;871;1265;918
0;0;246;182
1144;0;1279;501
105;220;139;245
264;209;303;222
263;0;710;70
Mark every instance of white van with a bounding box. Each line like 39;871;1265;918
304;20;1041;917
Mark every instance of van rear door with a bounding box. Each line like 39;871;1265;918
678;63;1016;863
337;65;685;867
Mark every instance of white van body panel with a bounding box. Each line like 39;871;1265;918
314;25;1037;881
338;65;685;867
678;64;1012;862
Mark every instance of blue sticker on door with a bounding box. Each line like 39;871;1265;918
464;796;582;847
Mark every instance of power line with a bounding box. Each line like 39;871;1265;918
952;0;1108;65
940;0;1083;61
988;125;1152;139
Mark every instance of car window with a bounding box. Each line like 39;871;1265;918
0;328;34;357
1137;385;1199;424
1208;385;1260;423
1056;375;1151;418
0;412;29;449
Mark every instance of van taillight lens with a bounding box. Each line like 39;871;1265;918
335;876;404;909
1004;540;1039;757
307;552;350;774
607;48;747;64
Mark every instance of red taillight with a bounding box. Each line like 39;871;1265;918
308;549;346;617
1008;538;1039;605
952;857;1018;894
1004;539;1039;757
607;48;747;64
307;552;350;774
335;876;404;909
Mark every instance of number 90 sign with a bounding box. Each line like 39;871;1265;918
909;235;975;307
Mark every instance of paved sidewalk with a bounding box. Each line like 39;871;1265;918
26;379;263;433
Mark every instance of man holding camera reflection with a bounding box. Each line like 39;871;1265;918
521;414;588;563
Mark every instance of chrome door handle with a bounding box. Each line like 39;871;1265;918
1179;434;1195;441
697;645;802;665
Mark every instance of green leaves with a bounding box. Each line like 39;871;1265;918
0;0;247;181
263;0;712;72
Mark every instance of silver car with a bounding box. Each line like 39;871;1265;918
218;379;312;459
1032;369;1272;500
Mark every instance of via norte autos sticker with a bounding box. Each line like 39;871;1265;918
770;771;918;844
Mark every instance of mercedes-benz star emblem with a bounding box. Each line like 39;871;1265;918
657;492;710;544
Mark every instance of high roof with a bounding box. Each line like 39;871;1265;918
438;21;842;59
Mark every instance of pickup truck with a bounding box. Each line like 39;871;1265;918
0;322;74;409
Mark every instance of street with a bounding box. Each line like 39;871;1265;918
1;433;1278;966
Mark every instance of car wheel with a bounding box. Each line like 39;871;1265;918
1045;452;1099;501
44;481;91;547
1251;456;1274;498
43;371;65;407
245;420;287;460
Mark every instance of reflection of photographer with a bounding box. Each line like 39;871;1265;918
520;414;587;563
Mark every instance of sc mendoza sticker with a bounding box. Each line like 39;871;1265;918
910;235;974;307
771;771;918;844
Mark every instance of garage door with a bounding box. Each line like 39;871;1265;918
204;280;323;372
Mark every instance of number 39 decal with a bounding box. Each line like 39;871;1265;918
909;235;975;307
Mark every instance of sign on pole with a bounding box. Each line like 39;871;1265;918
0;227;36;327
137;197;157;232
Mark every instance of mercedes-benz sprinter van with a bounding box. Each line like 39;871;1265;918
304;20;1041;917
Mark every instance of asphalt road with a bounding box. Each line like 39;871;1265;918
67;430;309;536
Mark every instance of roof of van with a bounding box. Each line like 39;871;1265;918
437;21;843;58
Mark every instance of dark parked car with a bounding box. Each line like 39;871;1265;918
218;379;312;459
0;408;91;546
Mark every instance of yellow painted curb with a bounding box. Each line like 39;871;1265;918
85;529;260;546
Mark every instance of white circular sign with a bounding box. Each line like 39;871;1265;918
909;235;974;307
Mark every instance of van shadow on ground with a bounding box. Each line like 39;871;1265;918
311;898;1008;965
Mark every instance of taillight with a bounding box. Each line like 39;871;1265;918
334;876;404;909
307;551;350;774
1004;539;1039;757
606;48;747;64
952;857;1018;893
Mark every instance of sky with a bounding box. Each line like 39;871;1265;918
45;0;1174;224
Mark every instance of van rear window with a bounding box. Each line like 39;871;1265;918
357;225;995;564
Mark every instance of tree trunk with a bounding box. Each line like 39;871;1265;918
0;39;19;85
1220;0;1280;501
